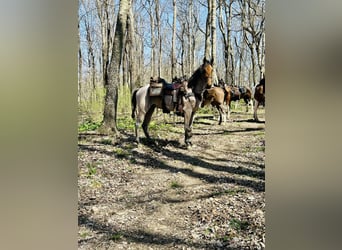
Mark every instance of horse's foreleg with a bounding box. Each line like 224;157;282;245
184;110;193;146
220;104;226;124
226;101;231;121
245;99;249;113
249;99;254;114
183;96;197;146
254;100;259;121
135;120;140;143
142;106;156;139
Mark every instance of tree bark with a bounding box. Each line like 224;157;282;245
204;0;211;60
127;4;135;92
171;0;177;79
78;22;82;103
101;0;132;134
210;0;217;84
155;0;162;77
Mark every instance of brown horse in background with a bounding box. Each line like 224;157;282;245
131;58;213;146
201;87;227;125
214;79;253;120
253;78;265;122
225;84;253;112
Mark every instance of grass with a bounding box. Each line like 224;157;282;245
110;232;123;241
78;119;102;132
91;179;102;188
170;180;183;189
86;162;97;177
79;83;132;130
79;231;90;239
254;146;265;152
113;148;130;158
117;117;135;131
100;138;112;145
211;188;246;197
229;218;249;231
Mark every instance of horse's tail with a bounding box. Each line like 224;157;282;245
131;88;139;119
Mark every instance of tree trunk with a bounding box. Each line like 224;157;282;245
171;0;177;79
155;0;162;77
78;22;82;103
127;4;135;92
149;3;156;77
187;0;193;76
204;0;211;60
101;0;132;134
84;18;96;92
210;0;217;84
227;1;235;85
239;0;247;85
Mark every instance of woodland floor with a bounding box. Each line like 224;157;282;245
78;107;265;249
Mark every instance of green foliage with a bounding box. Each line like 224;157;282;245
79;86;105;123
118;84;132;115
113;148;129;158
148;120;174;131
86;162;97;177
255;146;265;152
221;235;229;242
170;181;183;189
110;233;122;241
224;188;246;195
211;188;246;197
79;231;90;238
78;119;102;132
79;84;132;128
117;117;135;131
100;139;112;145
197;105;213;114
229;218;249;231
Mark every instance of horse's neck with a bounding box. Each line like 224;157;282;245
189;71;206;96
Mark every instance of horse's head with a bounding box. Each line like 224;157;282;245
201;57;213;88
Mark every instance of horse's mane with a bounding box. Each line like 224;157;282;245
187;67;201;89
187;59;212;98
259;78;265;86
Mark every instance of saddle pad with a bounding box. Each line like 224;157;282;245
150;82;163;88
149;86;162;96
239;87;246;94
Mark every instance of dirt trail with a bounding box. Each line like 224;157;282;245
78;109;265;249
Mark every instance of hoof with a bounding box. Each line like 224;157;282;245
185;140;193;148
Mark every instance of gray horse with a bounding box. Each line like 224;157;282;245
131;58;213;146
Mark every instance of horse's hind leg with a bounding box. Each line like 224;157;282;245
217;104;225;125
142;105;156;139
249;98;254;114
244;97;249;112
134;113;144;143
220;104;226;124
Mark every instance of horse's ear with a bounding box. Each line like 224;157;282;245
210;58;214;65
203;57;207;64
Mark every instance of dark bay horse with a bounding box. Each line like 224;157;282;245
131;58;213;146
253;78;265;122
216;79;253;111
227;86;253;112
